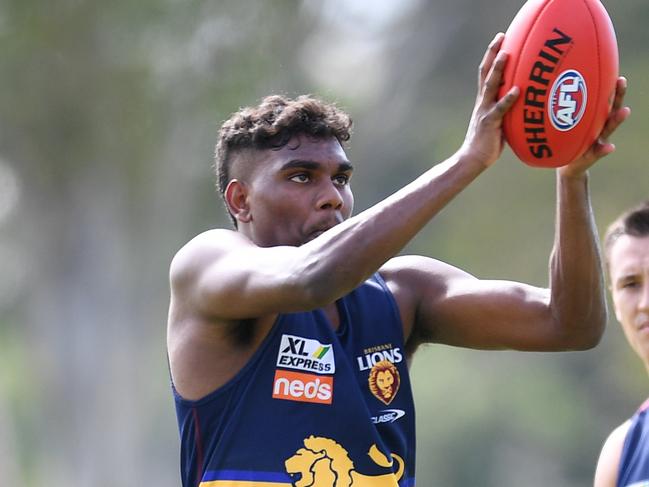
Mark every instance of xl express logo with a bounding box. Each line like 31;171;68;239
277;334;335;374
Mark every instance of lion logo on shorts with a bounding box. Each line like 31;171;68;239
368;359;400;405
284;435;404;487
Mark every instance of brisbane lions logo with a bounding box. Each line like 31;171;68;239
368;360;400;405
284;435;404;487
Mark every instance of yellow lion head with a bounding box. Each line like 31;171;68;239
284;435;353;487
285;436;405;487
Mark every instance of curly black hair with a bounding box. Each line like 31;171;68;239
214;95;353;226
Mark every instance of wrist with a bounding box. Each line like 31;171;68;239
557;166;589;183
454;145;493;172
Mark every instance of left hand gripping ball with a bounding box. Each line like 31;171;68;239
499;0;619;168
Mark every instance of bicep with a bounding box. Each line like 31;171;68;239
170;230;316;320
429;276;556;350
386;256;558;351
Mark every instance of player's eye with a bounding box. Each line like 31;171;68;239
620;279;640;290
289;173;310;183
333;174;350;186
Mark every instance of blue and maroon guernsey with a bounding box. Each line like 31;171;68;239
173;273;416;487
618;398;649;487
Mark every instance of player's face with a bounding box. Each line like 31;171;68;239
245;135;354;247
609;234;649;370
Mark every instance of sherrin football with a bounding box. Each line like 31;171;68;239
499;0;619;167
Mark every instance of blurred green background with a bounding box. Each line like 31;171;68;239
0;0;647;485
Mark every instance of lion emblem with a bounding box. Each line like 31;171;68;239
285;435;404;487
368;360;400;405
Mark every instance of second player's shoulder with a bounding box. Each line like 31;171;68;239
606;419;632;452
594;420;631;487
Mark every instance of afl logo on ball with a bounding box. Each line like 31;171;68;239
549;70;587;131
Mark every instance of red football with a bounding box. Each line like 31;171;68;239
499;0;619;167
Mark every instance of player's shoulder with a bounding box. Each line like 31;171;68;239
379;255;472;352
174;228;248;259
380;254;471;288
379;255;471;312
169;229;248;284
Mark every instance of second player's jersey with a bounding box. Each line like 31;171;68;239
618;398;649;487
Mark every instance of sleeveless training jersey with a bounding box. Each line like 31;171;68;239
173;273;416;487
618;398;649;487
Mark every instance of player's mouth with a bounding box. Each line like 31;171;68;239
304;227;330;243
635;313;649;333
304;217;343;242
307;230;325;241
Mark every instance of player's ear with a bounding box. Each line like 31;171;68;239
224;179;252;224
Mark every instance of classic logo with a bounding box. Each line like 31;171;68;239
371;409;406;425
549;69;587;131
285;436;404;486
368;360;400;405
272;370;333;404
356;343;403;371
277;334;335;374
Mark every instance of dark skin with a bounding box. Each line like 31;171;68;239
167;34;630;401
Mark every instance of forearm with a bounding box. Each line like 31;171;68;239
297;151;487;305
548;171;607;347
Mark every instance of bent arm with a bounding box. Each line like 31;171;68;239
391;171;607;353
398;79;630;352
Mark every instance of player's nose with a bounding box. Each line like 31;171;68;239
639;280;649;311
316;181;344;210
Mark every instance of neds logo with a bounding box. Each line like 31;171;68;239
276;334;335;374
549;69;587;131
272;370;333;404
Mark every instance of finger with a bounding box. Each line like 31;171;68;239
611;76;628;111
572;140;615;170
589;140;616;161
482;50;509;102
596;77;630;140
488;85;520;119
599;104;631;141
478;33;505;88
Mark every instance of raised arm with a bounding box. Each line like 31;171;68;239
394;78;630;353
546;76;630;346
170;34;520;321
